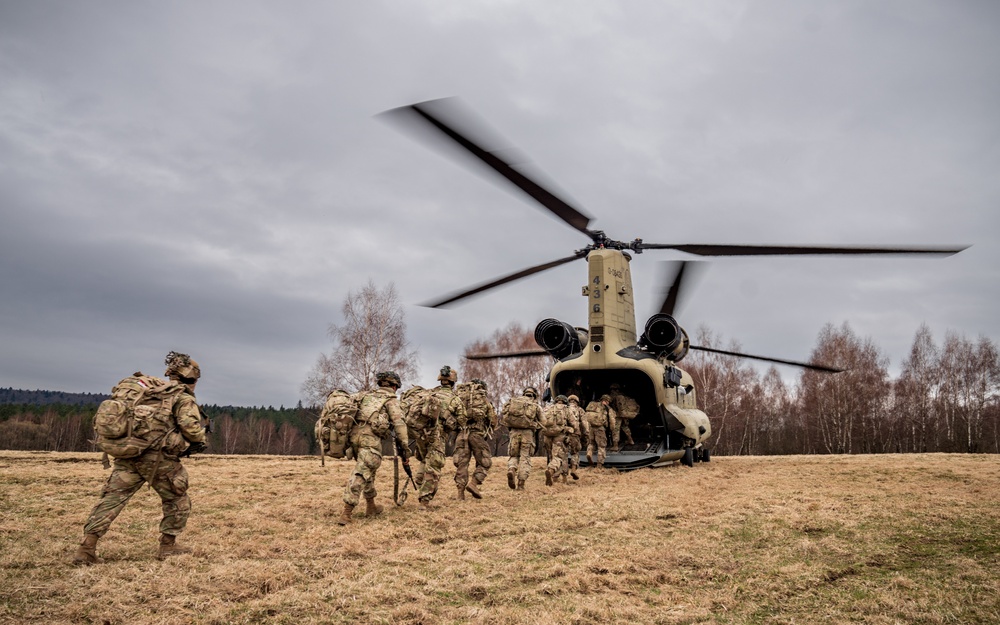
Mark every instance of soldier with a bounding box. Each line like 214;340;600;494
453;378;498;500
338;371;410;525
501;386;543;490
565;394;586;480
585;394;617;469
540;395;574;486
608;383;639;449
73;352;208;565
415;366;466;510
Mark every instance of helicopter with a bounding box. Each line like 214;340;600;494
384;97;967;470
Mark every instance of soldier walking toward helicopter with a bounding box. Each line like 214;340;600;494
585;394;616;469
453;378;497;500
501;387;543;490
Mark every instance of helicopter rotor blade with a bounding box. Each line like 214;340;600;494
464;348;550;360
657;260;708;317
387;98;595;238
422;251;588;308
689;345;844;373
636;243;968;257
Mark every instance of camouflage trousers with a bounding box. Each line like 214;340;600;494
544;434;568;475
414;431;445;503
611;418;633;448
83;452;191;538
343;444;383;506
453;429;492;489
587;426;608;465
507;428;536;481
566;432;582;471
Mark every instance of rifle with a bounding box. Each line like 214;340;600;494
393;435;416;506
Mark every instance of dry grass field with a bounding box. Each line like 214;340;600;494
1;451;998;625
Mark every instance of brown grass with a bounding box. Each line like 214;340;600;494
1;451;998;624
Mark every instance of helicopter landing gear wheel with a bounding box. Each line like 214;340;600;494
702;448;711;463
681;447;694;467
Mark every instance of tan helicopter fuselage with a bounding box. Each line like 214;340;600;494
547;249;711;465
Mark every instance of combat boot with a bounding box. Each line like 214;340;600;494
337;502;355;526
570;470;579;480
561;474;568;484
516;479;525;491
456;485;466;500
597;462;604;470
365;498;384;517
157;533;192;560
72;533;100;566
418;499;436;512
586;453;593;465
507;469;516;490
545;468;554;486
465;482;483;499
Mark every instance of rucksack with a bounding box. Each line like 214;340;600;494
501;395;537;430
356;391;393;437
614;394;639;420
93;373;185;459
315;390;359;461
584;401;608;428
541;403;569;437
401;386;441;432
456;383;492;429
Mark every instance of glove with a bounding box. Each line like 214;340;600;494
184;441;207;456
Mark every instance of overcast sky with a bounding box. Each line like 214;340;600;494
1;1;997;407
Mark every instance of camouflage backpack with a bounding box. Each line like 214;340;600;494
315;390;359;462
540;403;569;437
456;382;491;429
501;395;537;430
93;373;185;459
356;391;393;437
584;400;609;428
614;394;640;420
401;386;441;432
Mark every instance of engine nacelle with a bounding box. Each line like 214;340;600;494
534;318;585;360
639;314;690;362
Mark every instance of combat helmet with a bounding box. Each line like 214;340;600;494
523;386;538;398
376;371;402;389
437;366;457;384
600;393;612;403
472;378;488;390
165;351;200;381
555;394;568;404
567;394;580;404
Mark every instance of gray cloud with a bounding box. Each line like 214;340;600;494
1;0;996;405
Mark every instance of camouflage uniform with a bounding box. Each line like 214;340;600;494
502;388;543;489
609;387;639;448
566;395;587;476
415;370;465;508
585;396;617;468
74;352;207;564
453;380;497;498
342;384;408;514
540;397;573;485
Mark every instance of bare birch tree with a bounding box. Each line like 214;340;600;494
301;280;419;405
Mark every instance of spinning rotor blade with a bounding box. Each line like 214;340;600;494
390;98;594;237
689;345;844;373
422;251;588;308
464;348;549;360
637;243;968;257
657;260;706;317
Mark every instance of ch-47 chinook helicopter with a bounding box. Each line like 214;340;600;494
384;98;967;470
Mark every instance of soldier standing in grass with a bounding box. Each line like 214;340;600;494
453;378;497;500
338;371;409;526
585;394;617;469
501;387;543;490
73;352;208;565
565;394;585;480
415;366;465;511
540;395;574;486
